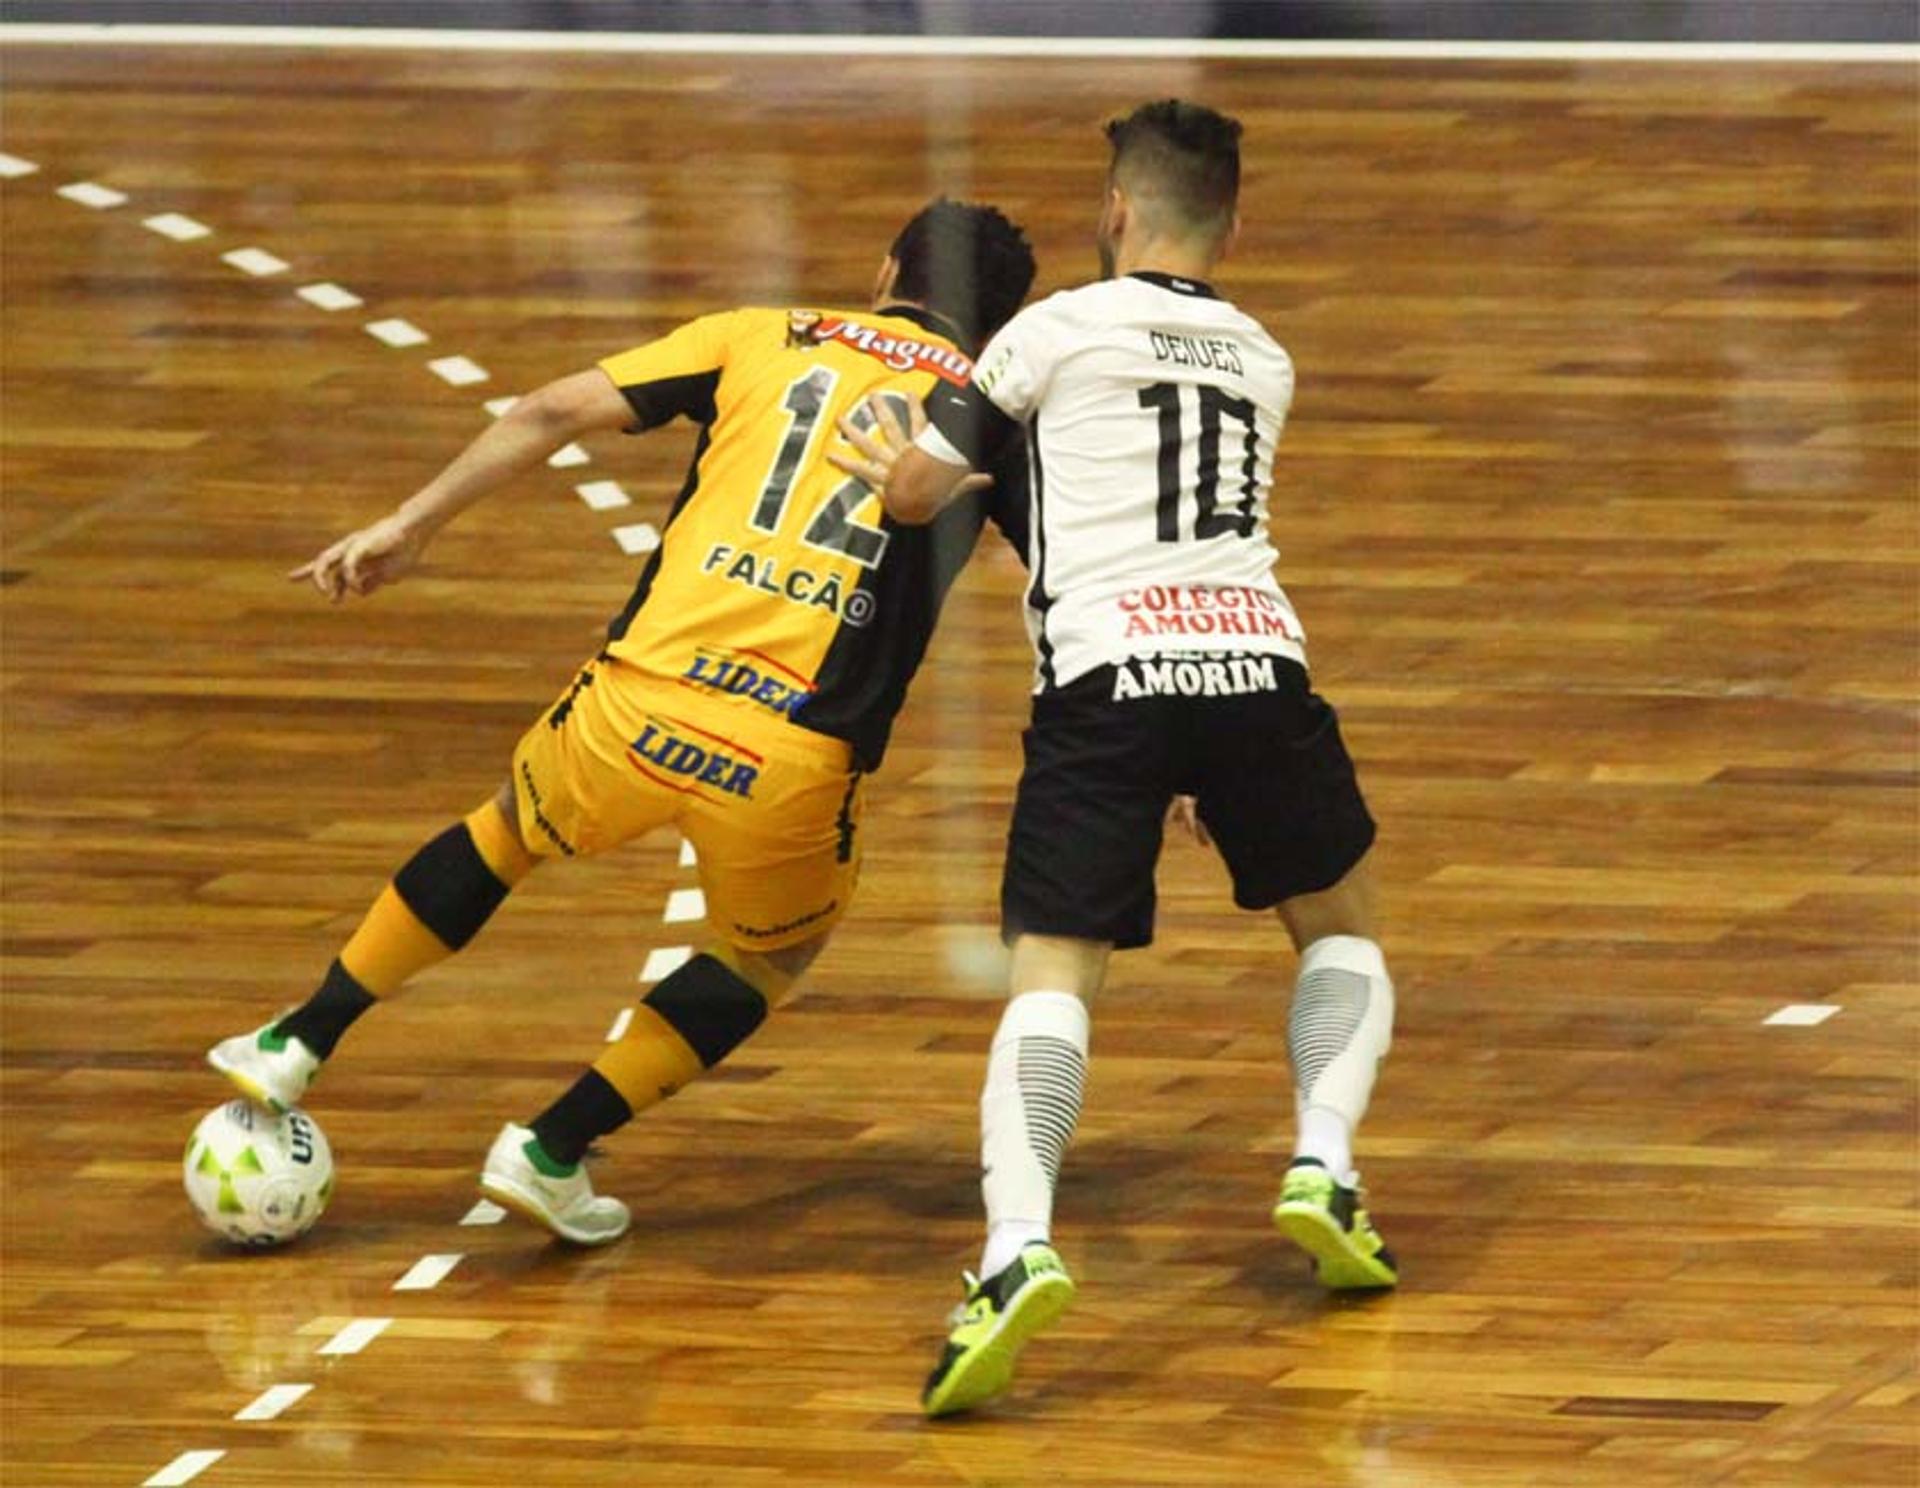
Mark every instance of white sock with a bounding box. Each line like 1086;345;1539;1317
977;990;1089;1278
1288;935;1394;1187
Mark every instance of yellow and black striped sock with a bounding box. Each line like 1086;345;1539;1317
274;801;536;1058
530;953;770;1167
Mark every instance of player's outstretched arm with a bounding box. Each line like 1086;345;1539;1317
829;395;988;528
291;369;634;602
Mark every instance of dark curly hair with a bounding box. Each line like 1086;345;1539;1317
1105;98;1243;237
889;198;1037;350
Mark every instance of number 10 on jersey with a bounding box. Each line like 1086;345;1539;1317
1139;381;1262;543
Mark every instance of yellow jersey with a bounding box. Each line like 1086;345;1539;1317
597;305;1025;769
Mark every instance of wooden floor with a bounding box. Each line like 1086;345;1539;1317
2;38;1916;1488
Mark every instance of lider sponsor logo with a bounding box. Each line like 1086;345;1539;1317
808;317;973;385
629;719;761;799
681;650;812;720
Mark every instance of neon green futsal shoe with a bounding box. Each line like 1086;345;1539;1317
1272;1158;1399;1290
922;1242;1076;1417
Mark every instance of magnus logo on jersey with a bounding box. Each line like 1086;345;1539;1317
1111;654;1281;701
628;717;761;799
681;649;813;720
805;317;973;385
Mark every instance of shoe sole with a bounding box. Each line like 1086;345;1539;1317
922;1271;1076;1418
206;1049;290;1114
1272;1200;1398;1290
478;1171;629;1248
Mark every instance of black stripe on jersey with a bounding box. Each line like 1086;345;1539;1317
1026;413;1057;691
1129;270;1220;300
618;369;720;432
795;494;992;771
605;422;713;644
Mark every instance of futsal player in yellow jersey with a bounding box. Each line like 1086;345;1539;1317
209;200;1036;1243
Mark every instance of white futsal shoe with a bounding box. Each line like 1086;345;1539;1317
479;1123;631;1246
207;1023;322;1113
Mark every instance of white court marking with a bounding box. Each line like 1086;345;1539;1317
640;945;693;983
3;25;1911;63
483;395;520;417
612;522;660;555
460;1198;508;1226
233;1382;313;1421
605;1006;635;1042
548;442;591;469
1764;1003;1841;1027
317;1317;392;1356
221;245;289;276
575;479;631;511
428;354;489;386
0;152;40;177
365;317;429;347
143;211;212;241
392;1253;464;1292
56;180;127;209
296;280;363;311
143;1451;225;1487
663;887;706;924
678;838;697;868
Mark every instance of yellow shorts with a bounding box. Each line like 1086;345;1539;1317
511;655;864;952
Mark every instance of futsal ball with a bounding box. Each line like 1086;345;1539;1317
183;1099;333;1247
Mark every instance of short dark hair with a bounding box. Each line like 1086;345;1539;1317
1104;99;1242;237
889;198;1036;349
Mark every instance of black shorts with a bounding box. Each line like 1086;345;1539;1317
1001;654;1376;951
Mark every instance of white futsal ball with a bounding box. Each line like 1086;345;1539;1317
183;1099;333;1247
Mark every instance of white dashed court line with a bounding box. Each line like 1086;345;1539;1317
221;245;289;276
612;522;660;555
392;1253;464;1292
1764;1003;1841;1027
575;479;631;511
142;212;212;241
678;838;697;868
460;1198;507;1226
663;887;706;924
547;442;591;469
605;1006;635;1042
233;1382;313;1421
317;1317;393;1356
483;395;519;417
56;180;127;209
142;1450;225;1487
296;280;363;311
0;153;40;178
640;945;693;983
428;354;488;386
365;317;429;347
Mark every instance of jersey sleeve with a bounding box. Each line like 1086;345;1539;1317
915;297;1059;469
597;312;738;431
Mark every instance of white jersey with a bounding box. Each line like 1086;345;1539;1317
919;271;1303;692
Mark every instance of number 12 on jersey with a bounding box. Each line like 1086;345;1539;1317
752;366;907;568
1139;381;1261;543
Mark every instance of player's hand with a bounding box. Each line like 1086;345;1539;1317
289;513;427;602
829;395;992;497
1168;795;1212;848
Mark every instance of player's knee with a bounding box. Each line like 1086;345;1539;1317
1276;854;1376;949
1008;933;1109;1001
643;953;771;1068
708;932;829;1001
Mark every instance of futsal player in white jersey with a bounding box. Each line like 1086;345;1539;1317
833;99;1399;1416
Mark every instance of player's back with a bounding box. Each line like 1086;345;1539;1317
598;304;999;766
975;272;1301;687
